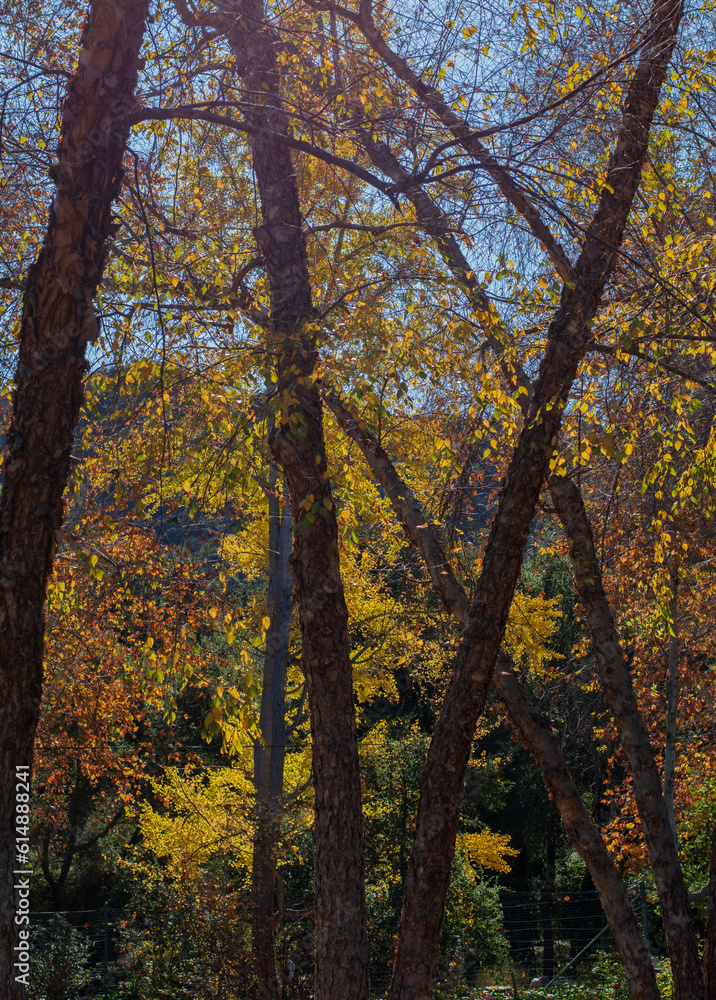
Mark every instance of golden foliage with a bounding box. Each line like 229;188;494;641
456;830;520;874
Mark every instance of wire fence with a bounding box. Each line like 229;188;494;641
500;884;650;984
27;885;652;997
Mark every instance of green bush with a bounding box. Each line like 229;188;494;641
440;856;509;977
28;914;96;1000
115;890;256;1000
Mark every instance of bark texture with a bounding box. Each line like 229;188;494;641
229;7;369;998
252;467;293;998
0;3;148;995
495;664;661;1000
377;0;684;993
347;8;685;990
549;474;702;1000
358;74;695;1000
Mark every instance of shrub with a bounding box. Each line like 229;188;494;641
28;914;96;1000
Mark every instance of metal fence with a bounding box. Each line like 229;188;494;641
501;884;651;984
27;885;652;996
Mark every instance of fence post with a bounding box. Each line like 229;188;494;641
639;882;652;957
103;901;109;999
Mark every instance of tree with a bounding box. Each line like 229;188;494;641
227;5;370;995
0;1;149;993
4;0;715;996
360;719;517;982
331;396;660;999
323;1;687;993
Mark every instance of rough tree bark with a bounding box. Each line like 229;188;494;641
228;5;369;997
356;84;694;1000
0;2;149;996
353;61;691;993
328;395;660;1000
252;465;293;998
363;129;697;1000
350;23;692;992
549;474;702;1000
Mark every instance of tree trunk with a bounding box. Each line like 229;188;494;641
329;403;661;1000
351;116;662;1000
381;1;683;993
0;2;149;996
549;474;702;1000
347;12;684;986
353;107;669;1000
229;7;369;998
353;122;681;1000
704;821;716;1000
496;664;661;1000
663;564;679;842
253;466;293;999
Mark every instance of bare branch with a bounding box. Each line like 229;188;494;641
591;342;716;394
127;104;398;199
349;0;576;282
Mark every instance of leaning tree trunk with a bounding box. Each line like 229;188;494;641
228;6;369;998
0;2;149;996
355;87;691;1000
496;663;661;1000
373;1;684;995
252;465;293;998
549;474;703;1000
329;397;660;1000
344;18;684;986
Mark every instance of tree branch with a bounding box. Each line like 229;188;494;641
591;342;716;394
326;392;470;623
127;104;398;199
328;388;657;1000
350;0;575;282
